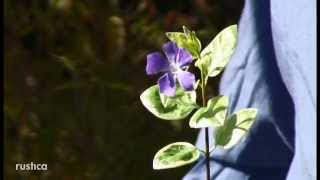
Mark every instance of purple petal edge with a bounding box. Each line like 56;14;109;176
158;73;176;97
162;42;179;63
177;48;193;67
146;52;169;75
177;71;195;91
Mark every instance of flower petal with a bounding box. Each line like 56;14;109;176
177;71;195;91
162;42;179;63
146;52;170;75
177;48;193;67
158;73;176;97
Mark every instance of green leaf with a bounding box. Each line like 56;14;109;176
215;108;258;149
52;54;77;73
160;86;198;109
189;96;229;128
153;142;200;170
140;85;197;120
166;26;201;58
196;25;238;83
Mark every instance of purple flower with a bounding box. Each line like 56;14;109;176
146;42;196;97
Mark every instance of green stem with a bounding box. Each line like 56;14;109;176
200;71;211;180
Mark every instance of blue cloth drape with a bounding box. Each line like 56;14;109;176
183;0;316;179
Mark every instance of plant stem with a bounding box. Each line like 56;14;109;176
200;72;211;180
205;128;210;180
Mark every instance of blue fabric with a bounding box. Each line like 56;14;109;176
183;0;316;180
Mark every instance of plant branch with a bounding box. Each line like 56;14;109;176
200;70;211;180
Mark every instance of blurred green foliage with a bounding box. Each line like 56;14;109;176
4;0;243;179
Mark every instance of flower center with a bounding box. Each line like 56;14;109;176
170;63;181;74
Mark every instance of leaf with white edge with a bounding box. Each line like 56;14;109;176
196;25;238;83
166;26;201;58
153;142;200;170
159;86;198;109
189;96;229;128
140;85;197;120
215;108;258;149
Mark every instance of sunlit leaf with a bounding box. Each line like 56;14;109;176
215;108;258;149
160;86;197;109
153;142;200;170
52;54;77;73
196;25;237;83
166;26;201;58
140;85;197;120
189;96;229;128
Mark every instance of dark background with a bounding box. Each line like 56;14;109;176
4;0;244;179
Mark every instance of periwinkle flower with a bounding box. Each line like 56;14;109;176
146;42;196;97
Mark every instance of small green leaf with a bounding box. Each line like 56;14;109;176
166;26;201;58
196;25;238;83
215;115;237;147
140;85;197;120
215;108;258;149
52;54;77;73
153;142;200;170
189;96;229;128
